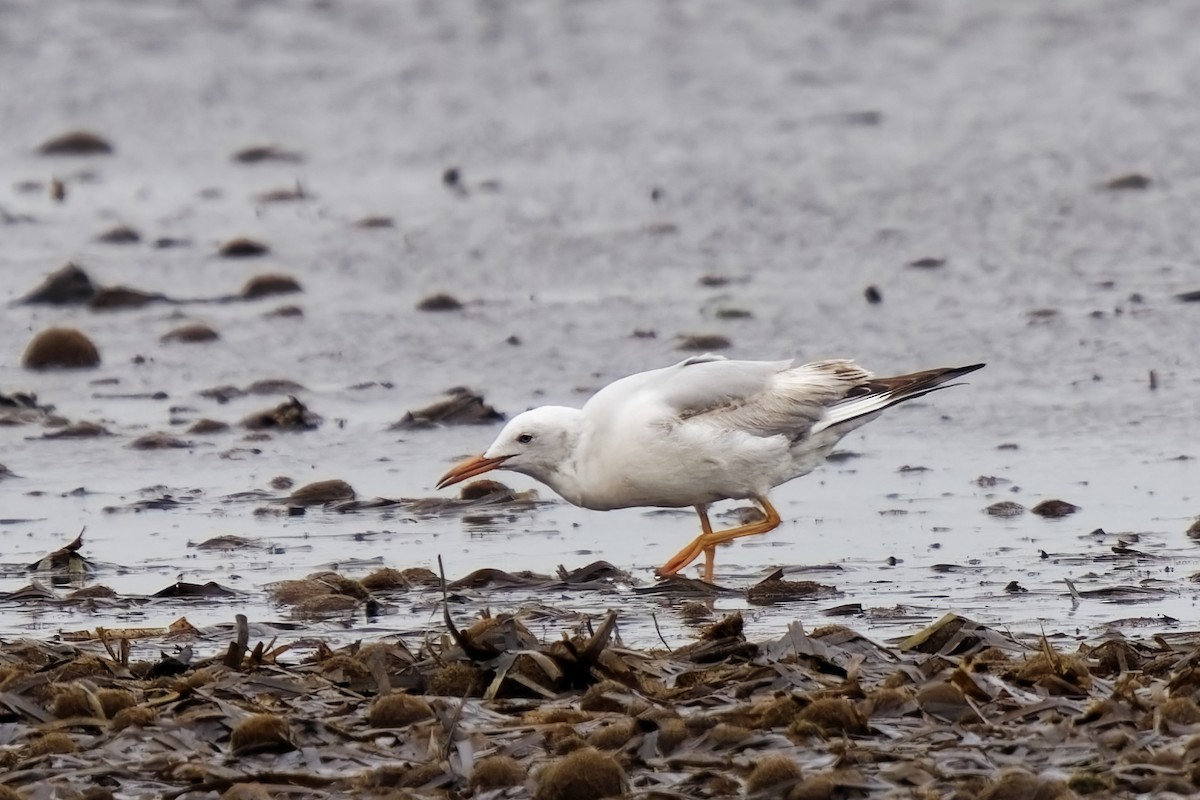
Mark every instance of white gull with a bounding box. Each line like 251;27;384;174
438;355;984;582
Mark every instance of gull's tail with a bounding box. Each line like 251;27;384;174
812;363;985;434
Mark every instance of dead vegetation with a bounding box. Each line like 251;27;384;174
0;605;1194;797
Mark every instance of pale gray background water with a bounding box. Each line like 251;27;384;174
1;0;1198;645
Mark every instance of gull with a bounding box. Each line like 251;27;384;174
437;355;983;582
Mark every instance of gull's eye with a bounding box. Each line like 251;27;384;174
517;433;534;444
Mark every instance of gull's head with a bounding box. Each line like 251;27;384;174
436;405;582;490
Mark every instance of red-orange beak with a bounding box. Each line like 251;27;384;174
437;454;511;490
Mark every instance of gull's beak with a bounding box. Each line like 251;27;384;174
437;454;511;490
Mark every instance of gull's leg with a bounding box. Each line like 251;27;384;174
658;496;783;580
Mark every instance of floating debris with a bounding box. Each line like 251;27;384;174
986;500;1026;517
1032;498;1080;518
241;273;302;300
1103;173;1151;191
22;327;101;370
38;420;111;439
285;479;356;507
416;292;464;312
20;262;98;305
255;182;309;203
864;284;882;303
26;529;92;574
242;396;321;431
187;418;230;435
160;323;219;343
94;224;141;244
37;130;114;155
393;388;504;429
907;256;946;269
88;285;169;310
746;570;841;605
218;237;270;258
128;432;193;450
676;333;732;351
232;144;303;163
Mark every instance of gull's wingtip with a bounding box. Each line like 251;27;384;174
953;362;986;378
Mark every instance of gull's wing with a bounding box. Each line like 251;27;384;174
588;355;873;440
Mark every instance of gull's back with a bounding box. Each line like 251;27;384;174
571;356;877;508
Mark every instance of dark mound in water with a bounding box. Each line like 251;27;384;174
21;263;97;305
37;130;114;155
22;328;101;370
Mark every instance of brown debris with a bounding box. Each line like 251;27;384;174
37;130;114;155
95;224;141;244
21;263;98;304
746;754;802;793
128;432;193;450
242;396;321;431
219;237;270;258
88;286;168;310
1103;173;1151;191
977;769;1071;800
229;713;294;755
242;273;302;299
360;567;409;591
22;327;101;370
2;596;1198;798
367;692;433;727
748;573;840;605
797;697;868;736
188;418;231;434
392;387;504;429
1032;499;1080;518
676;333;732;351
161;323;219;343
471;755;527;790
285;479;356;506
416;292;463;311
232;144;303;163
534;747;626;800
986;501;1025;517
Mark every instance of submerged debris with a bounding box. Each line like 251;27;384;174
416;292;464;311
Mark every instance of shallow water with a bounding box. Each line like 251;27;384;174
2;0;1199;648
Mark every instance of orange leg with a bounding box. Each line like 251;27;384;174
658;496;783;582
